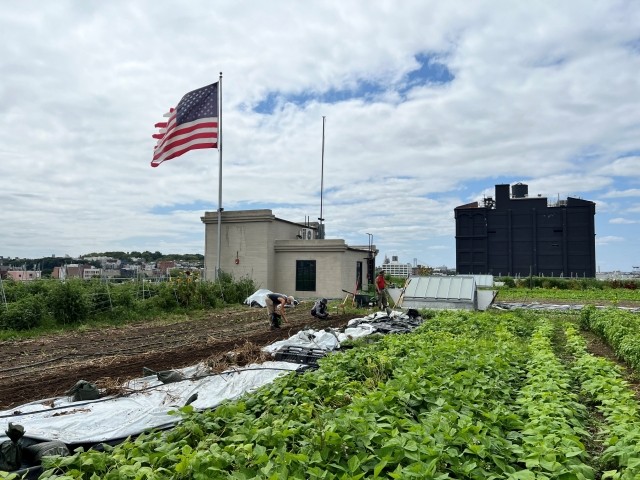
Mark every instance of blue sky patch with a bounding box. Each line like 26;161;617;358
627;38;640;53
404;53;454;89
151;201;214;215
254;82;386;114
254;53;453;114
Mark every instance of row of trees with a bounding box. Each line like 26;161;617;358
82;251;204;263
0;272;255;331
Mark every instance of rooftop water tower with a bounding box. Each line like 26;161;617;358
511;183;528;198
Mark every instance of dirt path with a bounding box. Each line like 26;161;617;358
0;304;357;410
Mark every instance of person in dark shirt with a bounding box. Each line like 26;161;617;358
265;293;295;329
310;298;329;319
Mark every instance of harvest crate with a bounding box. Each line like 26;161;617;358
274;346;327;366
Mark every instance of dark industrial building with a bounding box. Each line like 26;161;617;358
455;183;596;277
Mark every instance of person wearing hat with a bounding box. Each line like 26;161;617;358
375;271;388;310
265;292;295;329
310;298;329;320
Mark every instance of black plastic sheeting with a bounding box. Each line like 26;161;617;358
347;310;424;335
272;310;425;367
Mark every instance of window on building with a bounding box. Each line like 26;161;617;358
296;260;316;291
356;261;362;290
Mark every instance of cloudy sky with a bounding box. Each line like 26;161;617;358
1;1;639;272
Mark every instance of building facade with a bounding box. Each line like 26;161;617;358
201;209;376;299
6;270;41;281
380;256;412;277
455;183;596;277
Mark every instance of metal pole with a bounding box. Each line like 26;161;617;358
318;116;325;239
215;72;223;280
0;277;7;311
366;233;373;285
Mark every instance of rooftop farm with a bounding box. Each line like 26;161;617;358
8;304;637;480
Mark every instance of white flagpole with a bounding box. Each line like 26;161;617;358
319;116;326;239
215;72;223;280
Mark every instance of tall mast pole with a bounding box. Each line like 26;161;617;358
215;72;223;280
319;116;325;239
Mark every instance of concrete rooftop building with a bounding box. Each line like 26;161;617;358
201;209;376;299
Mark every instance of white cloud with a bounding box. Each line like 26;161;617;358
601;188;640;198
610;217;638;224
596;235;625;245
597;156;640;178
1;0;640;271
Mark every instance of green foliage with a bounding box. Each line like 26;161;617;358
579;305;596;330
580;308;640;372
214;271;256;305
496;276;640;294
512;320;594;479
40;310;545;479
0;472;21;480
9;292;640;478
109;282;136;309
0;294;47;330
0;275;256;334
496;285;640;304
564;323;640;477
1;278;29;302
498;276;516;288
47;279;90;324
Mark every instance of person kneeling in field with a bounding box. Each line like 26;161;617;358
310;298;329;320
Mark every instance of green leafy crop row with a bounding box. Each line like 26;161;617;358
509;321;594;480
30;310;640;479
496;287;640;304
580;307;640;371
564;324;640;479
39;311;536;479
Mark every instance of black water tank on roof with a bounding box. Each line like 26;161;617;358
512;183;528;198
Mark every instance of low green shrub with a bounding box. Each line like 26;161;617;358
47;279;90;324
0;295;47;330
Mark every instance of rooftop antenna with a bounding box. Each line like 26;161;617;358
318;116;326;239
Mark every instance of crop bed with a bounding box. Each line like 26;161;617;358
0;304;354;410
25;308;640;479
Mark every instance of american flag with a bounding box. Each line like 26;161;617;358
151;82;218;167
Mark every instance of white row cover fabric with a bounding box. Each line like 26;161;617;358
0;310;418;447
244;289;298;307
244;289;273;307
0;361;301;445
261;311;413;355
262;329;340;353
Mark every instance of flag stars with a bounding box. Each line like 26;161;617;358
176;83;218;125
151;82;219;167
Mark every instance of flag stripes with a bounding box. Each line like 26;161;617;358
151;83;218;167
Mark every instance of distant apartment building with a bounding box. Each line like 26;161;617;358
156;260;176;275
380;256;412;277
83;256;121;269
83;267;102;280
52;264;101;280
6;270;42;281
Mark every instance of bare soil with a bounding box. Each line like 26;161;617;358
0;303;358;410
